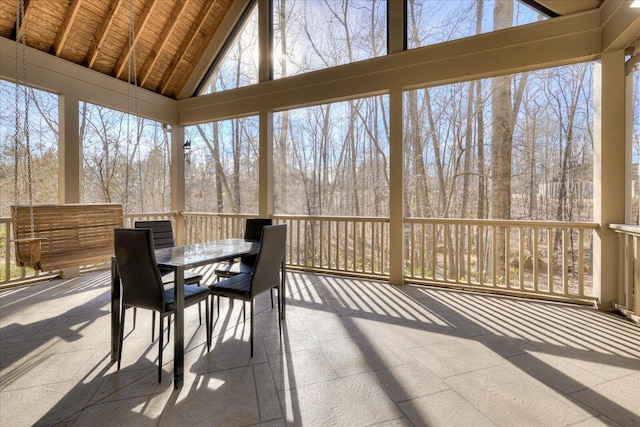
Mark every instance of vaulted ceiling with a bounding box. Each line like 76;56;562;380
0;0;603;100
0;0;236;99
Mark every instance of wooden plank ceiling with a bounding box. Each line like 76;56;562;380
0;0;602;100
0;0;233;99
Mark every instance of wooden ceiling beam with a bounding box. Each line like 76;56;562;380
84;0;124;68
14;0;33;42
114;0;158;80
52;0;84;56
158;1;223;95
138;1;189;88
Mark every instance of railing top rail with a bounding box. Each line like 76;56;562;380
405;217;599;229
273;214;389;222
124;212;176;218
181;212;259;218
610;223;640;236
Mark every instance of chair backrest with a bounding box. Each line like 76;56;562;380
250;224;287;297
114;228;165;311
134;220;175;249
244;218;273;241
241;218;273;265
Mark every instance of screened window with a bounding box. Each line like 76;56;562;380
0;80;59;215
407;0;546;49
184;116;259;213
80;102;170;213
403;62;594;221
273;95;389;216
199;4;259;94
273;0;387;79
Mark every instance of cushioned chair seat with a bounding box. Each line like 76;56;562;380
165;285;210;311
207;273;252;299
213;261;253;278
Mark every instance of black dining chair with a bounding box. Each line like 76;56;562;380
214;218;273;279
134;220;204;338
213;218;275;315
208;224;286;357
114;228;210;382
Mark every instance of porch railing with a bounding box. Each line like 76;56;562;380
0;213;605;306
273;215;390;278
405;218;599;304
610;224;640;323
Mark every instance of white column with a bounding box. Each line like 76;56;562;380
387;0;405;285
58;94;80;278
593;50;626;310
259;0;273;217
59;93;80;204
172;124;187;245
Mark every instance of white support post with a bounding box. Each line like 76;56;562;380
593;50;626;310
388;0;405;285
258;0;273;218
58;94;81;278
59;93;80;204
172;124;187;245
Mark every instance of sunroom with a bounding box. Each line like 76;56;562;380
0;0;639;424
2;0;639;314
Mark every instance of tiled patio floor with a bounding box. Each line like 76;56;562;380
1;269;639;426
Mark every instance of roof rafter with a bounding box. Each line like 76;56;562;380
14;0;33;42
52;0;83;56
84;0;124;68
138;1;189;89
114;0;158;80
159;1;223;96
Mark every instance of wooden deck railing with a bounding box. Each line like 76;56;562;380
404;218;599;303
0;213;603;306
610;224;640;323
272;215;390;278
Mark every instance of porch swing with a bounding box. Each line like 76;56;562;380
10;0;122;272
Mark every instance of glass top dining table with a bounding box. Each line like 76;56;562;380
110;238;262;388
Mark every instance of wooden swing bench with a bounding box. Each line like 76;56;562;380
11;204;123;271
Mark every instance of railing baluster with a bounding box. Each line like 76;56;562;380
562;228;569;295
627;236;640;316
492;225;497;287
519;226;525;290
547;227;553;293
504;226;510;287
443;224;448;282
533;227;539;292
478;224;484;286
578;228;584;296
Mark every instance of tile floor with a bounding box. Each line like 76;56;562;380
1;269;639;426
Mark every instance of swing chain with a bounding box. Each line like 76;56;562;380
13;0;36;255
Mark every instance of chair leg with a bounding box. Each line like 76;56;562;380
118;307;126;370
205;297;211;351
132;307;137;331
151;311;156;342
158;314;164;383
277;288;282;337
270;289;274;309
209;295;214;347
250;300;254;358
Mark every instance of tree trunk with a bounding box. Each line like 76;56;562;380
489;0;514;280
